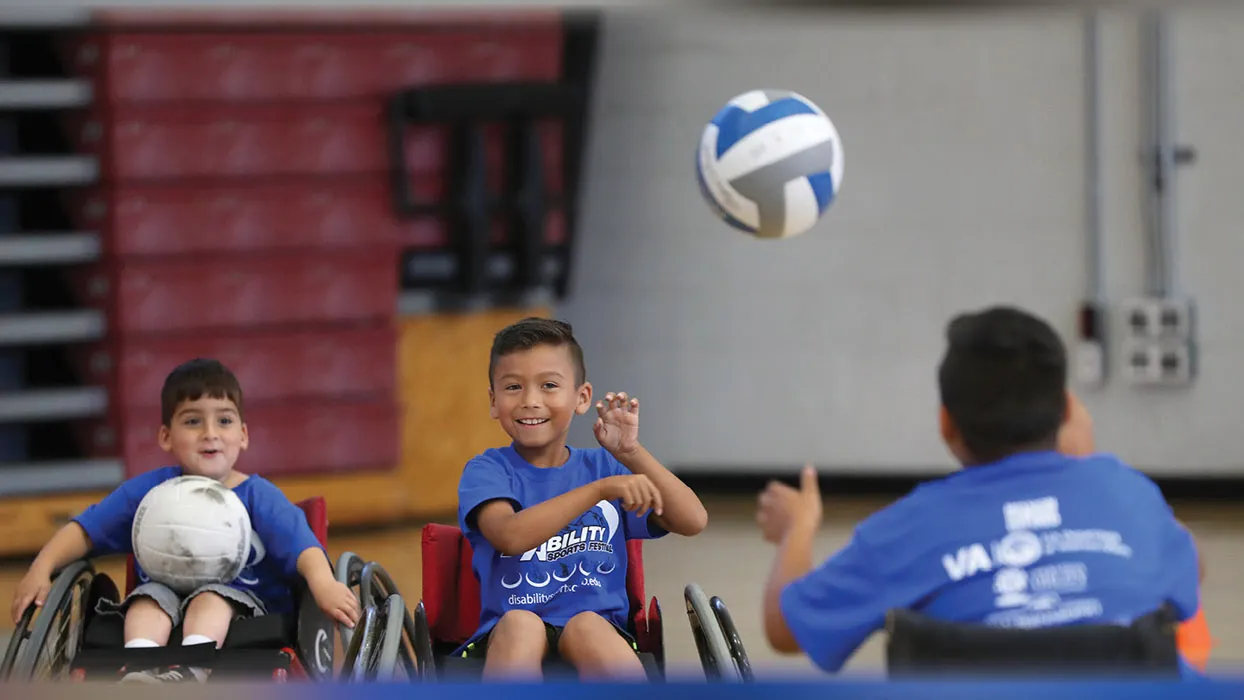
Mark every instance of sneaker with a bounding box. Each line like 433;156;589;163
119;666;208;684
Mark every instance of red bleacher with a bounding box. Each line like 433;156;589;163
69;10;570;479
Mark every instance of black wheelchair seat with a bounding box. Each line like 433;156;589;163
80;609;297;651
72;612;299;679
885;605;1182;678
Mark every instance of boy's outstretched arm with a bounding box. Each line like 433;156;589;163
758;467;822;653
474;482;616;556
12;524;92;623
612;444;707;536
595;391;708;536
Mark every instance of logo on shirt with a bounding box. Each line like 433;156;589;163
234;532;267;585
938;496;1125;629
504;500;620;563
498;500;622;608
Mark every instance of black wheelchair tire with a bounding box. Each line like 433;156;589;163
684;583;736;682
412;602;436;681
1;604;38;679
11;560;94;682
342;604;381;682
359;561;400;608
710;595;754;682
374;594;406;681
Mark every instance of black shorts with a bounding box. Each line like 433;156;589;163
461;620;638;659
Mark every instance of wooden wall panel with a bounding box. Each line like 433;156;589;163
398;308;550;516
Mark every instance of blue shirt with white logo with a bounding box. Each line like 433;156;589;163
457;445;667;648
73;466;323;615
780;452;1201;674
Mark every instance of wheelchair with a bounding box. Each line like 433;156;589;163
884;604;1183;678
0;496;407;683
409;523;754;682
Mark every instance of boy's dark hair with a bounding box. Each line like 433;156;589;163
161;358;244;426
937;306;1067;465
489;317;586;387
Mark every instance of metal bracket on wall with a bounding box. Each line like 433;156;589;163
386;82;583;302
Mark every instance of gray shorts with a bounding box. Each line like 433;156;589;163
96;582;266;628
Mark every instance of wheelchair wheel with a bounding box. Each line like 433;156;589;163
9;561;94;682
684;583;735;682
0;604;37;679
341;604;381;682
412;601;436;681
710;595;754;682
359;561;401;608
359;562;427;682
335;552;368;650
374;594;407;681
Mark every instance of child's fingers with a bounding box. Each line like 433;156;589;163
649;484;664;517
334;608;355;628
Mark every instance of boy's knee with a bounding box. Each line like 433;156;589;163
559;612;644;680
493;609;545;639
560;611;624;652
487;610;548;658
127;595;165;613
184;591;233;614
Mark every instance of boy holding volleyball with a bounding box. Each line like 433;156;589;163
456;317;708;681
757;306;1203;674
10;359;360;683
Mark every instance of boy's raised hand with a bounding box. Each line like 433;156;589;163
594;391;640;457
757;464;823;544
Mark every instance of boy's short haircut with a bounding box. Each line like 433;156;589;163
161;358;244;426
937;306;1067;464
489;317;587;387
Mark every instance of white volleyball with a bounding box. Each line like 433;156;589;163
132;475;252;594
696;89;844;239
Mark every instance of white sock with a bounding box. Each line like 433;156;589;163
125;638;160;648
182;634;218;648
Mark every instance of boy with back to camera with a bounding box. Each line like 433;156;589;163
10;358;361;683
457;318;708;681
755;306;1203;675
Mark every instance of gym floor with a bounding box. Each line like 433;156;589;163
0;494;1240;679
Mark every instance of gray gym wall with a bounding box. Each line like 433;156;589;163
17;1;1243;477
558;8;1244;478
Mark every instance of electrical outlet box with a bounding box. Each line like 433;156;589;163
1120;339;1196;386
1121;340;1160;385
1122;298;1159;341
1154;298;1195;340
1153;341;1195;385
1122;297;1196;341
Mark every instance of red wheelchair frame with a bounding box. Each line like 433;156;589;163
413;522;666;679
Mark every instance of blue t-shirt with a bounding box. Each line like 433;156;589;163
781;451;1201;674
72;466;324;615
457;445;667;646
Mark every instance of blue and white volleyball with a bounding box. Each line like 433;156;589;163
696;90;844;239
